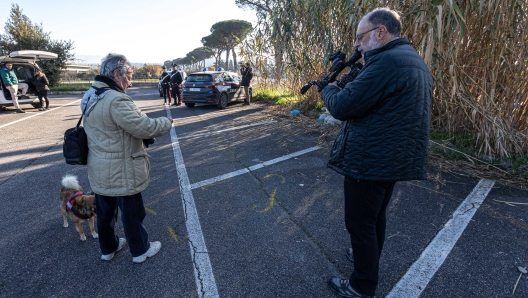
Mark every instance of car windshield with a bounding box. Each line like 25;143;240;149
187;75;213;82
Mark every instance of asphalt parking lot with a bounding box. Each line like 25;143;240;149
0;87;526;298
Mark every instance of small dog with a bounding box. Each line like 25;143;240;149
60;174;98;241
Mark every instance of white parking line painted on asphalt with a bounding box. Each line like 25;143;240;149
386;179;495;298
177;119;277;140
166;107;219;298
0;99;81;129
190;146;321;190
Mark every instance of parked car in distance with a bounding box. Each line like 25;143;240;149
0;50;58;110
182;71;251;109
158;71;172;97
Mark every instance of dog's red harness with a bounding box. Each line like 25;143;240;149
65;191;93;220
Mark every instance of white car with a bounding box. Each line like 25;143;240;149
0;50;58;110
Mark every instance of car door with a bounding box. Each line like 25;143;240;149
221;73;237;101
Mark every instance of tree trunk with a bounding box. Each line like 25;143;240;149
215;49;222;70
225;47;230;70
273;42;283;84
231;47;237;72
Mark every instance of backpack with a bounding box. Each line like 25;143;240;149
63;104;89;165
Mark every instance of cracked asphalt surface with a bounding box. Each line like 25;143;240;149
0;87;526;298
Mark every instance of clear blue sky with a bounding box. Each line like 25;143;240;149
0;0;258;64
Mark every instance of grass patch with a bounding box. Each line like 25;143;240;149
301;100;325;113
253;86;299;105
50;85;91;91
252;85;327;117
429;130;478;160
50;80;156;91
429;129;528;182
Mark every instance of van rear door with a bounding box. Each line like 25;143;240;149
7;51;58;60
0;51;58;64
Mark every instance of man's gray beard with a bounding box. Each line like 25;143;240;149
361;33;383;57
365;36;382;52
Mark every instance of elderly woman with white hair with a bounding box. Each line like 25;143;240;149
81;53;173;264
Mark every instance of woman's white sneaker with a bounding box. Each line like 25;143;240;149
101;238;127;261
132;241;161;263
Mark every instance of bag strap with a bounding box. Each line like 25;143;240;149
77;86;113;128
77;102;89;129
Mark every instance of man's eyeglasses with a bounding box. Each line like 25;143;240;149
356;27;379;42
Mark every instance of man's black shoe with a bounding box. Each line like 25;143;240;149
327;278;374;298
346;248;354;262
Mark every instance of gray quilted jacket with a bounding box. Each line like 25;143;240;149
321;38;433;181
82;80;172;196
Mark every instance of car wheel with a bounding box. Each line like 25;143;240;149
217;93;228;109
31;103;40;108
185;103;195;108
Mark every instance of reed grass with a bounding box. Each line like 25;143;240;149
241;0;528;159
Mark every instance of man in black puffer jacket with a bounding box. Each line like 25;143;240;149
322;8;433;298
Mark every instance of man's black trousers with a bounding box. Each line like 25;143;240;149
344;177;396;296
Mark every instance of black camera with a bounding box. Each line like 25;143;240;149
300;50;363;94
143;138;155;148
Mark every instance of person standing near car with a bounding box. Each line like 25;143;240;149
160;66;172;105
81;53;173;263
321;8;433;298
33;68;50;111
0;62;31;113
240;62;253;105
178;67;187;81
170;64;184;106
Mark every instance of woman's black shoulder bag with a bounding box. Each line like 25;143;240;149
63;103;89;165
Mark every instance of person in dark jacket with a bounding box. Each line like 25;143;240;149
322;8;433;298
170;64;183;106
240;62;253;105
160;66;172;105
33;68;50;111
